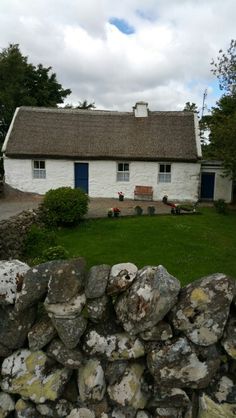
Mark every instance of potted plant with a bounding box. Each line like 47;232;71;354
147;206;155;216
113;207;121;217
134;205;143;216
107;209;113;218
118;192;124;201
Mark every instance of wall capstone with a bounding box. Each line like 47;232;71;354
0;258;236;418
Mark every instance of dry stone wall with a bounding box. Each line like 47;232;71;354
0;210;39;260
0;259;236;418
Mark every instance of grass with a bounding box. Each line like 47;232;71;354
53;208;236;286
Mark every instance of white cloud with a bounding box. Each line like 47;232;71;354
0;0;235;111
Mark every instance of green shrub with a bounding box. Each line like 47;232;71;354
23;225;57;258
214;199;227;214
41;245;69;261
40;187;89;226
147;206;155;216
134;205;143;215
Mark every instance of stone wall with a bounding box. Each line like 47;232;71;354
0;210;39;260
0;259;236;418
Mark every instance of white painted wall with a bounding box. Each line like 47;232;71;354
201;164;232;202
4;158;74;195
4;157;201;201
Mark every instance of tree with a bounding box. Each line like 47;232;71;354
201;94;236;180
77;100;96;110
211;40;236;93
0;44;71;174
183;102;198;113
200;40;236;181
65;100;96;110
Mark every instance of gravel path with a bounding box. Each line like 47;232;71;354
0;191;170;221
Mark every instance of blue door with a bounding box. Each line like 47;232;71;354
74;163;89;193
201;172;215;200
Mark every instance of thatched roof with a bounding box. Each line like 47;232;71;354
3;106;200;162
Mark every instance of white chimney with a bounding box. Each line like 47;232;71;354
133;101;148;117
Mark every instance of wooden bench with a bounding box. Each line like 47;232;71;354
134;185;153;201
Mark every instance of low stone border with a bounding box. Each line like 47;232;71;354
0;259;236;417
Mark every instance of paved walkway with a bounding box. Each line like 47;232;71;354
0;193;170;221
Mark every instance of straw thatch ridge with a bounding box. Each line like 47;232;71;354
4;107;199;162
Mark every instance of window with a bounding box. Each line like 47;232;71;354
117;162;129;181
158;163;171;183
33;160;46;179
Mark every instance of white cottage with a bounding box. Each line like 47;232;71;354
2;102;203;201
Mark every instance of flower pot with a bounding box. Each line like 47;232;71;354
114;212;120;217
119;195;124;201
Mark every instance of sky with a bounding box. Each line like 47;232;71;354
0;0;235;113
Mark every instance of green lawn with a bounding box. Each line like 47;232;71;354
55;208;236;286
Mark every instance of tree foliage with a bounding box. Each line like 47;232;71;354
211;40;236;93
202;93;236;180
65;99;96;110
183;102;198;113
201;41;236;181
0;44;71;158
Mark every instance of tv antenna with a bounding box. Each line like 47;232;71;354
201;89;208;118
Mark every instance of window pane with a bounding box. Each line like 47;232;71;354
34;161;40;169
124;163;129;171
158;173;171;183
39;161;45;169
166;164;171;173
118;163;123;172
159;164;165;173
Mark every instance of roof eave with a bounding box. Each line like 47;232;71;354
4;153;199;163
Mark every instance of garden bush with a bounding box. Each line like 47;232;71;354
23;225;57;259
40;187;89;226
214;199;227;214
41;245;69;261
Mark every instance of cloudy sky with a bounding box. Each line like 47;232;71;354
0;0;235;112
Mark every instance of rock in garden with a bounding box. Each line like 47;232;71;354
111;407;136;418
206;375;236;404
107;363;147;409
107;263;138;295
221;312;236;359
28;315;56;351
136;412;151;418
46;258;86;304
0;343;12;358
148;388;190;409
36;399;73;417
0;392;15;417
44;293;86;318
105;361;129;386
155;407;183;417
1;349;72;403
47;339;83;368
115;265;180;335
147;336;220;389
83;329;145;360
51;315;87;349
15;261;63;312
0;259;30;306
15;398;41;417
139;321;173;341
78;359;106;402
67;409;95;418
0;305;36;349
171;273;235;346
198;393;236;418
85;265;110;298
87;295;110;322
